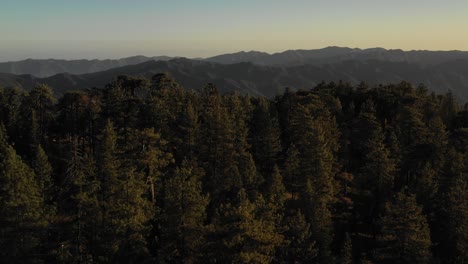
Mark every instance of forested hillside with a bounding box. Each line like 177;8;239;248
4;47;468;78
2;58;468;102
0;74;467;263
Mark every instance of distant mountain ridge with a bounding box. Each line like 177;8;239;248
0;55;175;78
1;58;468;102
204;47;468;66
3;47;468;78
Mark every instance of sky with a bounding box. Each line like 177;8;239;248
1;0;468;61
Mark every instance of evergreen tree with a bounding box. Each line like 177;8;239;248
33;145;55;213
250;97;281;177
280;209;318;263
354;104;396;226
265;166;287;218
56;90;102;143
226;94;261;197
434;150;467;263
374;192;432;264
208;189;283;263
132;127;173;204
308;199;334;264
445;170;468;264
0;123;7;158
158;160;209;263
1;77;467;263
31;145;57;260
282;144;301;199
0;140;46;262
102;75;149;144
97;120;154;262
173;100;200;161
145;73;185;140
28;84;57;142
0;87;23;142
284;95;339;263
64;142;100;262
198;84;239;205
17;106;40;157
238;151;261;199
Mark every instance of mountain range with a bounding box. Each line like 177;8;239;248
0;47;467;101
204;47;468;67
0;55;174;78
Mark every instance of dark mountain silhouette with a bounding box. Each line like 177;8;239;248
1;58;467;101
3;47;468;78
204;51;270;65
0;55;175;77
204;47;355;65
204;47;468;67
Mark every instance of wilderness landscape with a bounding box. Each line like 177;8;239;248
1;1;467;263
1;47;468;101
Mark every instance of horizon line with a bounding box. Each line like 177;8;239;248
1;46;468;63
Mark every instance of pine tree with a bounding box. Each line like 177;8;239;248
266;166;287;218
145;73;185;140
97;120;154;262
33;145;55;217
301;114;337;263
238;151;261;199
198;84;239;205
0;141;46;262
282;144;301;199
173;100;200;161
250;97;281;177
359;103;395;194
28;84;56;142
280;209;318;263
158;160;209;263
398;104;429;150
440;90;459;124
434;150;467;263
110;167;154;263
308;199;334;264
261;166;288;261
445;171;468;263
56;90;101;143
16;106;40;158
285;96;339;263
208;189;283;263
31;144;57;260
374;192;432;264
98;120;120;220
102;75;149;143
64;142;100;262
226;94;261;197
2;75;467;263
0;87;23;143
0;123;7;158
132;127;173;204
355;105;396;223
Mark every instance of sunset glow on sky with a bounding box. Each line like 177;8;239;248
1;0;467;61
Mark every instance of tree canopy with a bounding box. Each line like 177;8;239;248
0;78;466;263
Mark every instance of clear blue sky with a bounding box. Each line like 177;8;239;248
1;0;467;61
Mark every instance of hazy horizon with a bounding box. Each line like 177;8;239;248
3;44;468;63
1;0;468;61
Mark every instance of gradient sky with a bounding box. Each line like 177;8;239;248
1;0;468;61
